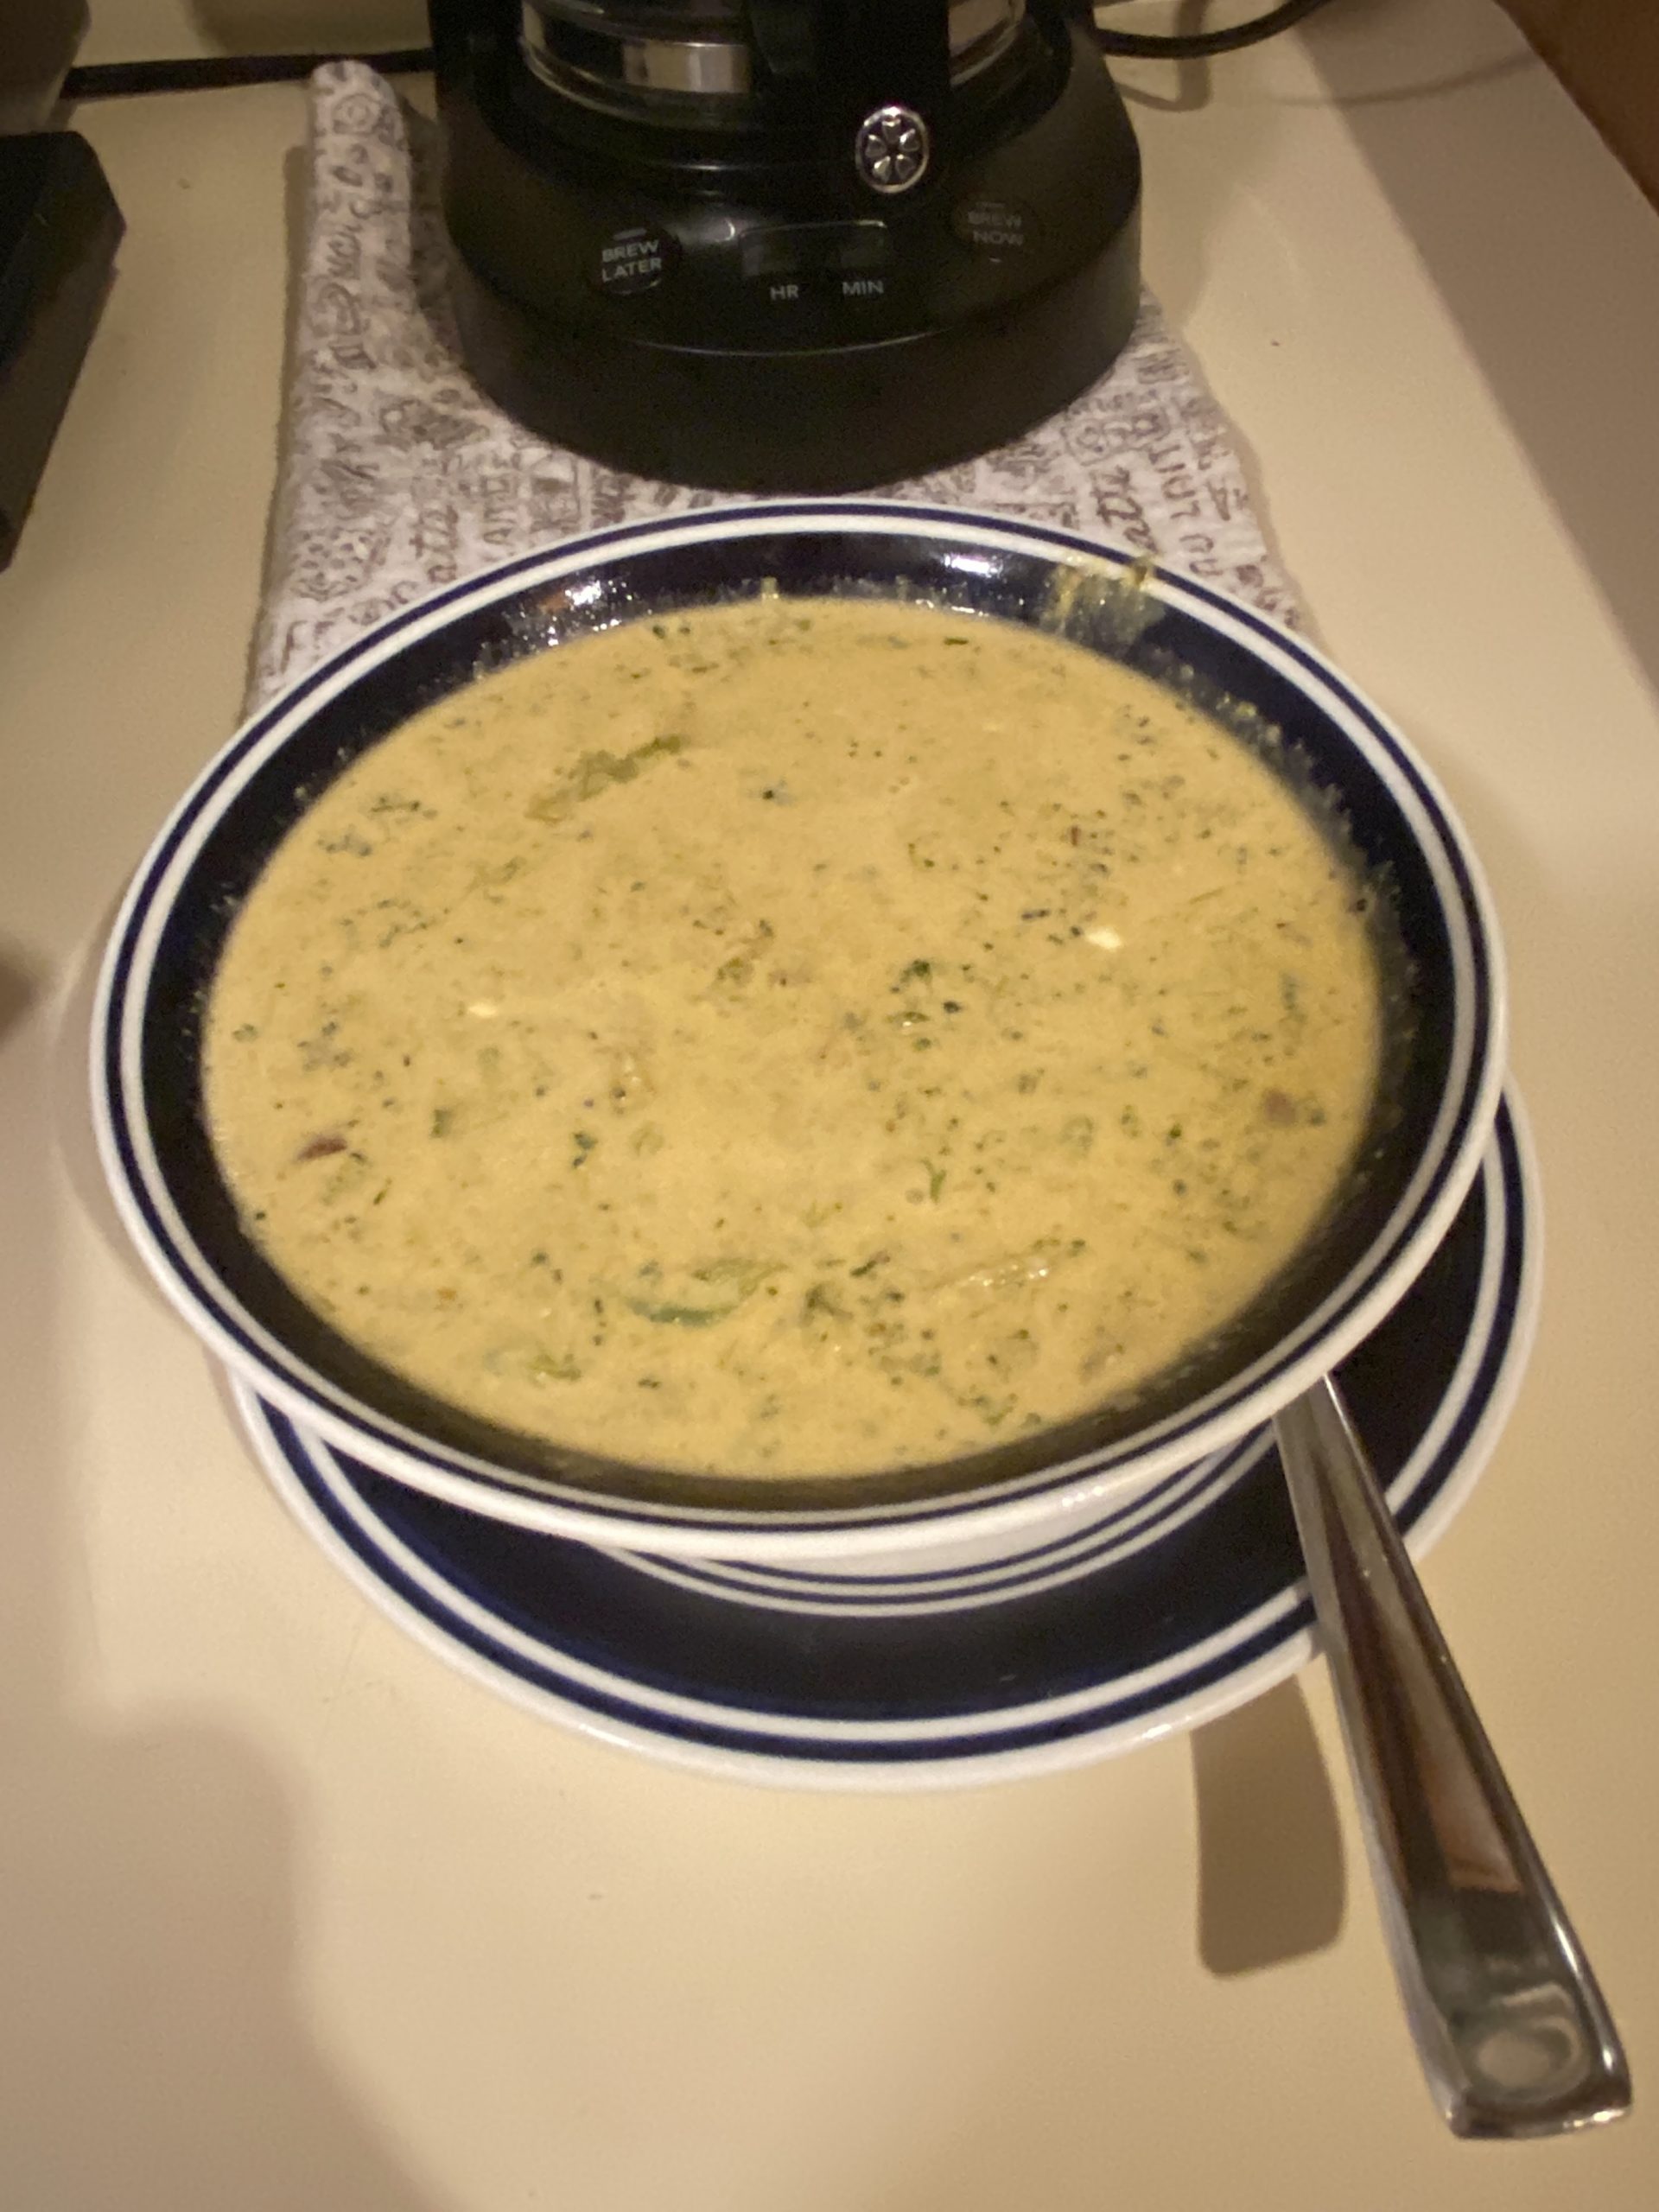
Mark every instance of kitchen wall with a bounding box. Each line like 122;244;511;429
1;7;87;132
80;3;427;66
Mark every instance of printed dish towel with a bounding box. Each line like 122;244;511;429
249;60;1298;710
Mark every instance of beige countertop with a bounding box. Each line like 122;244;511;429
3;3;1657;2204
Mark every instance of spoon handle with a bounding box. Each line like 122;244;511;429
1274;1378;1630;2138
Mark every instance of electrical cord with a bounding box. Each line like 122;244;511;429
60;50;435;102
1093;0;1338;60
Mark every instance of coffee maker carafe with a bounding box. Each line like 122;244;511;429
430;2;1141;489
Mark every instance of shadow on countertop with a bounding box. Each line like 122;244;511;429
1193;1677;1346;1977
1301;0;1659;702
0;958;450;2209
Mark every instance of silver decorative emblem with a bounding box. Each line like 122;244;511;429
854;105;931;194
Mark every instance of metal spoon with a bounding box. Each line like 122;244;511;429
1273;1377;1631;2138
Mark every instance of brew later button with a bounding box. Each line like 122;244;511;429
591;225;680;297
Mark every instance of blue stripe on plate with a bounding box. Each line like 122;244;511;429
238;1097;1535;1783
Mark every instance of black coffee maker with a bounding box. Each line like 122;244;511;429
430;3;1140;490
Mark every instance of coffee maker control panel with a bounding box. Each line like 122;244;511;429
588;214;902;312
576;188;1060;345
740;219;894;302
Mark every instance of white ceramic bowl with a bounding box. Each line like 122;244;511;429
94;502;1505;1565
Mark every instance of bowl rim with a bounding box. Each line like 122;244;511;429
229;1090;1541;1786
92;499;1507;1561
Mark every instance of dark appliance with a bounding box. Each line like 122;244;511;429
429;2;1141;489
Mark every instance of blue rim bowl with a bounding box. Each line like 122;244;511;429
93;503;1506;1563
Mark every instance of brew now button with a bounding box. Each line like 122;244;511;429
590;225;681;297
951;196;1037;257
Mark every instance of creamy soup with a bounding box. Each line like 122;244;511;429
204;596;1384;1478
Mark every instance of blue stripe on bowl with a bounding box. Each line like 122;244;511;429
618;1434;1276;1617
102;502;1504;1553
236;1096;1535;1783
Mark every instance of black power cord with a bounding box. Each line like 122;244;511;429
1094;0;1338;60
60;50;435;102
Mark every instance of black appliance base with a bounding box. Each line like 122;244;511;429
0;134;124;568
449;210;1141;493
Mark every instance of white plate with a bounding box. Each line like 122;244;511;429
236;1096;1538;1789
